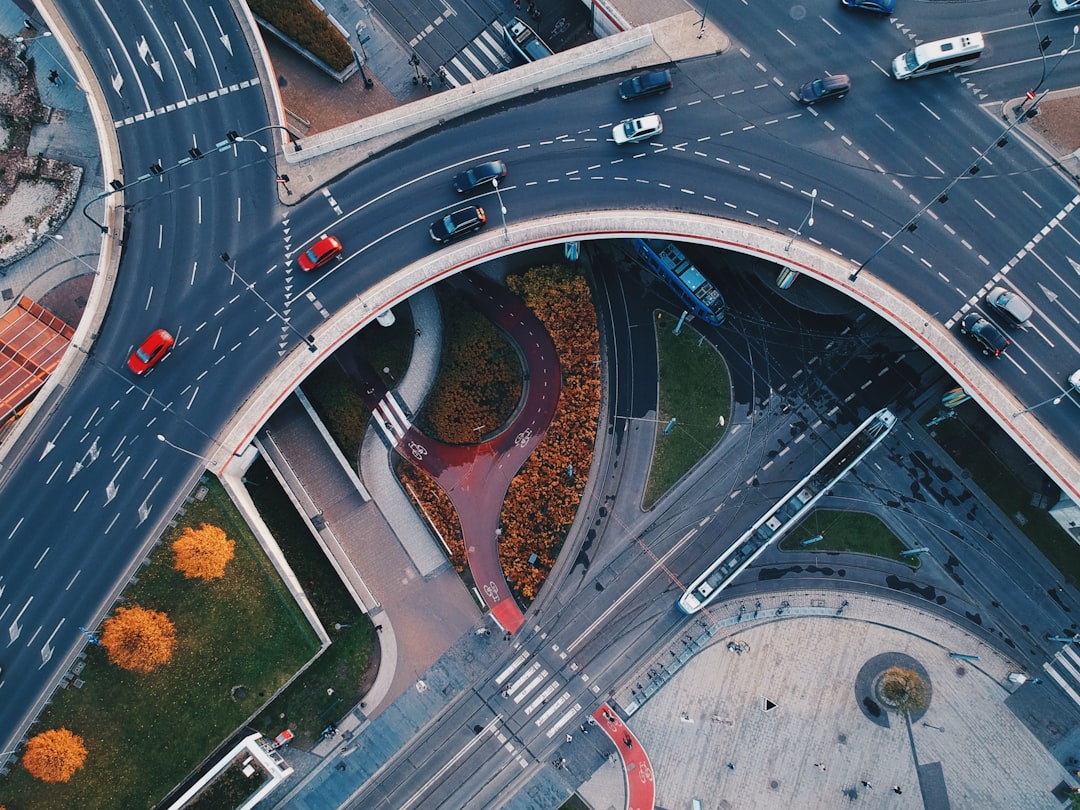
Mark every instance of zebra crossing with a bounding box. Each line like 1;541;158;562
495;649;588;739
437;22;513;88
1042;642;1080;706
374;392;412;442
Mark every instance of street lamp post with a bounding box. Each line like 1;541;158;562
697;0;712;35
851;118;1036;281
225;132;292;195
14;31;77;86
784;188;817;253
219;253;317;352
232;124;303;152
492;178;509;242
1016;18;1079;117
156;433;214;462
28;230;98;274
1012;390;1067;418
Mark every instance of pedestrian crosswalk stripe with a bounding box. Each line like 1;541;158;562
546;703;583;738
1043;660;1080;706
495;651;530;685
450;55;477;84
461;47;489;77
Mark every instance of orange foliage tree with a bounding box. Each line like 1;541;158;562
21;727;87;783
100;606;177;674
393;264;601;605
397;462;467;572
502;265;601;600
420;286;523;444
172;522;236;580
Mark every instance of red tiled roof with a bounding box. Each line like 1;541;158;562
0;296;75;423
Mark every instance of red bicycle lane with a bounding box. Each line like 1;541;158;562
593;704;656;810
397;272;562;633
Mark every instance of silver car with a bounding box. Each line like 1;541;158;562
985;286;1033;327
612;114;663;144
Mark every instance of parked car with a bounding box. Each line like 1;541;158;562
612;114;663;145
618;70;673;100
985;286;1033;327
430;206;487;243
959;313;1010;357
128;328;175;374
798;74;850;104
298;235;343;272
453;161;507;193
841;0;896;12
1069;369;1080;390
1052;0;1080;12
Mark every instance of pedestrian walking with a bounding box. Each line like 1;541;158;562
814;763;827;772
727;762;735;771
861;781;873;790
893;786;903;795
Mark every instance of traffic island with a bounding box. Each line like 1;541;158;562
854;652;932;728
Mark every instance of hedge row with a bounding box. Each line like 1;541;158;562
248;0;353;72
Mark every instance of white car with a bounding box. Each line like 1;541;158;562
1069;369;1080;390
612;114;663;145
1052;0;1080;11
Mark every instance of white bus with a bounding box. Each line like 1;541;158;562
892;32;984;80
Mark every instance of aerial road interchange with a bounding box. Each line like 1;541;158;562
1;0;1080;807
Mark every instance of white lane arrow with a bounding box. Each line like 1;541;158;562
137;476;162;526
105;456;130;505
106;47;124;96
1068;256;1080;276
174;21;196;67
136;35;164;80
209;7;232;55
40;415;71;460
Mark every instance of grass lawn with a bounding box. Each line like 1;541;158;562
643;314;732;509
929;415;1079;586
0;478;320;810
779;509;918;568
242;458;376;748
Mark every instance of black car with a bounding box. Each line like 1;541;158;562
797;74;850;104
960;313;1011;357
453;161;507;193
618;70;673;100
430;206;487;243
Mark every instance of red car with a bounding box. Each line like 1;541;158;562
128;328;174;375
298;235;343;272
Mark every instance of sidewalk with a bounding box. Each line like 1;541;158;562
0;3;101;325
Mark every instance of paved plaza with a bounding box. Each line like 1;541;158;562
588;590;1073;810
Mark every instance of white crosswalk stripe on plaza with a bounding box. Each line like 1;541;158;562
438;23;513;88
1042;644;1080;707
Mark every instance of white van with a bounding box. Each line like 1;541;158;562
892;32;984;79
